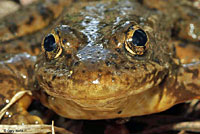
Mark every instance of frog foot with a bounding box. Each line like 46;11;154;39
0;90;43;125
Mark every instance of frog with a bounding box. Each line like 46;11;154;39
0;0;199;125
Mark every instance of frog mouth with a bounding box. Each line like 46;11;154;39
38;78;171;120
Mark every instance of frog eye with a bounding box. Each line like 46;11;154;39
131;29;147;46
125;26;148;55
43;34;57;52
42;33;62;59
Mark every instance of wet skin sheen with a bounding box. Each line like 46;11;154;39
0;0;200;124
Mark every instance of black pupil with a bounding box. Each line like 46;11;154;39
132;29;147;46
44;34;57;52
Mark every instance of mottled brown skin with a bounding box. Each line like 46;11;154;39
0;0;199;124
142;0;200;43
0;0;75;125
0;0;71;42
0;53;43;124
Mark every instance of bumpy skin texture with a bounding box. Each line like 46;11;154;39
142;0;200;43
0;0;199;122
35;1;200;119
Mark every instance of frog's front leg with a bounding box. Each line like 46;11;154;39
151;43;200;114
176;61;200;98
161;46;200;112
0;53;43;124
174;41;200;96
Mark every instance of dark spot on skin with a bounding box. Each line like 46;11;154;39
62;39;67;44
105;61;112;66
7;90;15;97
8;22;18;34
55;30;60;36
120;60;125;64
113;36;118;45
74;61;80;66
43;69;47;73
179;73;183;76
91;61;95;64
82;70;86;73
31;43;41;54
26;16;35;25
142;64;148;71
106;71;112;75
112;77;115;81
47;81;53;88
125;77;129;81
13;0;20;4
186;12;196;18
42;91;50;98
37;5;54;20
115;48;121;53
16;45;22;50
131;66;136;70
153;58;160;64
76;46;80;50
84;20;90;24
66;54;72;59
141;75;147;84
38;75;44;82
124;67;129;70
16;64;23;71
172;45;176;55
111;54;118;59
151;69;157;76
51;0;59;4
154;70;167;85
55;76;61;80
27;66;34;79
137;0;143;4
115;64;120;70
0;94;5;99
178;43;187;48
0;104;6;110
105;61;111;66
105;60;118;68
171;25;180;38
185;68;199;79
117;111;122;114
1;49;6;53
129;61;134;64
8;80;14;84
98;69;102;72
52;75;56;81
